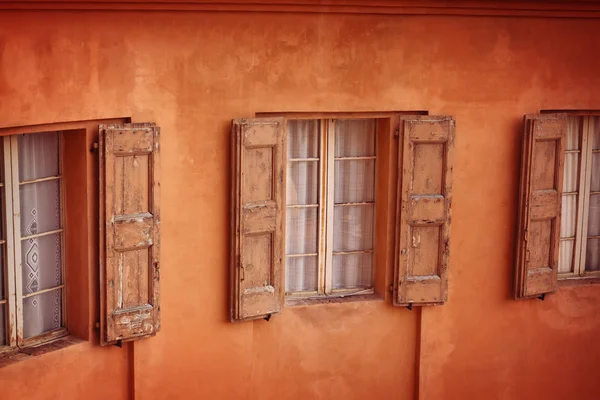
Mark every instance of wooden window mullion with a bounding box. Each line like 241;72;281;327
317;119;328;296
324;120;336;295
578;117;594;276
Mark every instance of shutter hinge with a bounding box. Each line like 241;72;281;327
154;261;160;280
240;263;245;281
394;128;400;138
388;285;394;293
90;142;99;153
538;293;545;301
94;321;100;332
406;303;413;311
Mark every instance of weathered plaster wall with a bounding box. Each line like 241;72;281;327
1;9;600;400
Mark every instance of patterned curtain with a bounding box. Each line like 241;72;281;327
18;132;62;339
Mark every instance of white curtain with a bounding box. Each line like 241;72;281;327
18;131;62;339
0;241;4;345
286;120;319;292
332;119;375;289
559;116;580;273
586;117;600;271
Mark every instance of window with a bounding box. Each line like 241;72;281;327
230;115;455;321
0;131;66;351
286;119;376;297
559;115;600;280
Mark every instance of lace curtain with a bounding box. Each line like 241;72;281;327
19;132;62;339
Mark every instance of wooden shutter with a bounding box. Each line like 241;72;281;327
514;114;566;299
394;115;455;306
230;118;285;322
99;122;160;345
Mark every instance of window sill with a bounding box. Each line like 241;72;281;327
558;276;600;287
285;292;384;307
0;335;85;369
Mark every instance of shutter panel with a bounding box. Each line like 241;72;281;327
99;122;160;345
514;114;566;299
231;118;285;322
394;115;455;306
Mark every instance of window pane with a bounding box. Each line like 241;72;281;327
559;240;574;273
287;120;319;158
332;253;373;290
586;238;600;271
18;131;60;181
285;256;318;292
566;116;581;150
334;119;375;157
23;288;62;339
587;194;600;237
334;160;375;203
563;153;579;192
592;117;600;150
0;247;4;300
287;161;318;205
21;233;62;294
20;180;61;236
589;153;600;193
0;304;5;346
333;204;374;252
286;208;318;255
560;194;577;238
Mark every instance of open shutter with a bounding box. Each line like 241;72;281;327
394;115;455;306
514;114;566;299
230;118;285;322
99;122;160;345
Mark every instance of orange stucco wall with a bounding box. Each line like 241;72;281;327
1;7;600;400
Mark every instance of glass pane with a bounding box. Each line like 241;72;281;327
287;120;319;159
334;160;375;204
286;208;318;255
566;116;581;150
334;119;375;157
563;153;579;192
0;246;4;300
586;238;600;271
587;194;600;237
589;153;600;192
558;240;574;273
560;194;577;238
333;204;374;252
21;233;62;294
592;117;600;150
0;304;5;346
23;288;62;339
286;256;318;292
18;131;60;182
333;253;373;289
20;180;61;236
287;161;318;205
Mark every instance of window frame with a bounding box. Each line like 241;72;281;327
257;111;427;305
0;132;68;353
285;118;378;299
556;113;600;283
